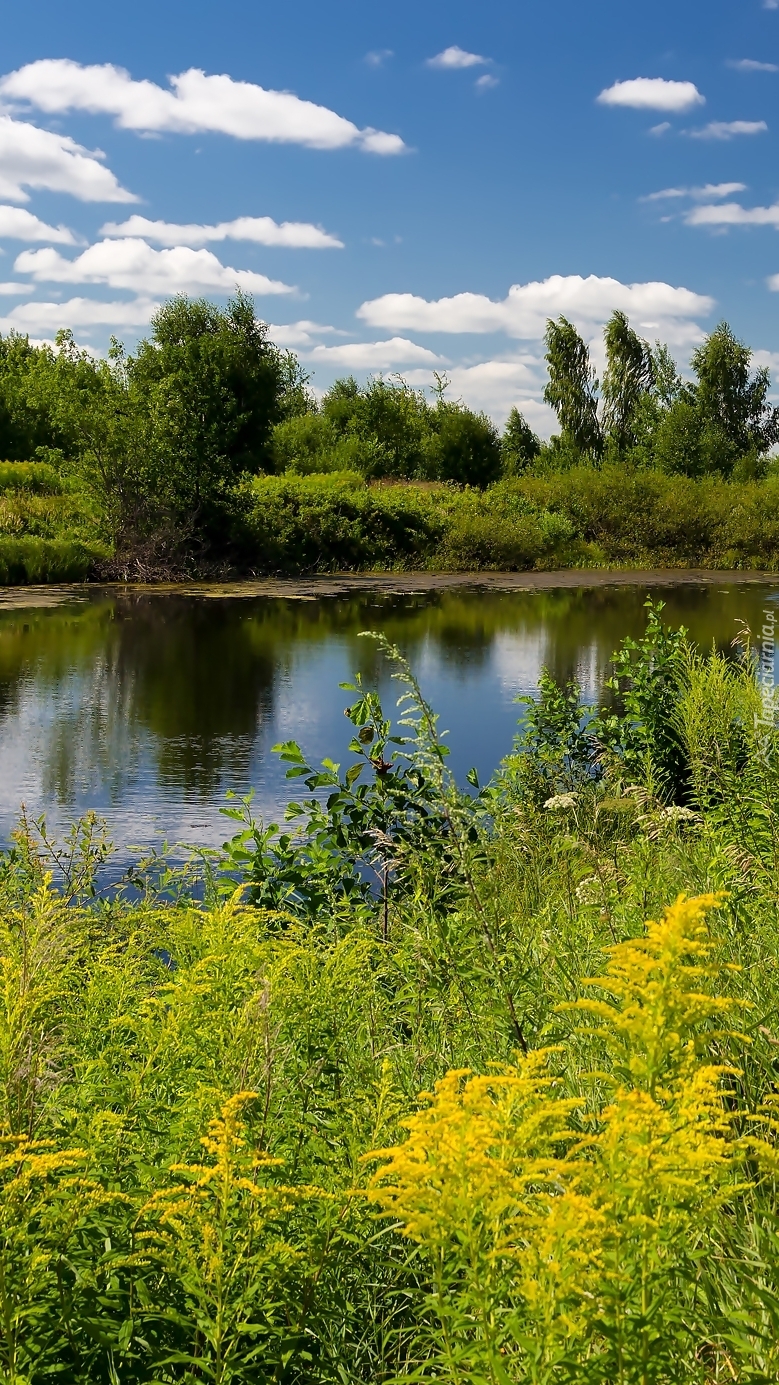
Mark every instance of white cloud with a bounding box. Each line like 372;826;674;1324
753;349;779;372
0;59;406;155
358;274;713;346
0;114;135;203
642;182;747;203
14;238;296;296
427;46;489;70
99;213;343;249
407;358;555;430
304;337;445;368
649;121;671;135
475;74;500;91
0;204;77;242
689;119;768;139
765;1;778;10
365;50;393;67
597;77;704;112
0;281;33;294
686;199;779;228
0;296;159;335
728;58;779;72
265;320;346;349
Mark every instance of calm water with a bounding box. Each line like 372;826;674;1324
1;576;777;865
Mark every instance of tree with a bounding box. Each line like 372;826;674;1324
691;322;779;462
501;408;541;475
129;293;288;544
321;376;431;479
427;402;503;487
543;317;602;458
601;310;654;454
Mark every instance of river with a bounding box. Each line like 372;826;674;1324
0;571;776;867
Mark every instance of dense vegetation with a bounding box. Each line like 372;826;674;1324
1;296;779;580
7;605;779;1381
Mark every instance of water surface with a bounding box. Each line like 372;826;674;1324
1;574;777;865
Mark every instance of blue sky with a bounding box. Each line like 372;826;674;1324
0;0;777;430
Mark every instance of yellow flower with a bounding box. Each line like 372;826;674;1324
561;892;738;1090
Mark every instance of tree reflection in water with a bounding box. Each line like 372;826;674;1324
0;580;774;863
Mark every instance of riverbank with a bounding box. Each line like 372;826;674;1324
7;465;779;585
3;564;779;608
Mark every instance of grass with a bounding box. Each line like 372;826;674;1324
4;611;779;1380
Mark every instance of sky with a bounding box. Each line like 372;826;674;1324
0;0;777;432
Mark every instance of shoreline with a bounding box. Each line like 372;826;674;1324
1;566;779;609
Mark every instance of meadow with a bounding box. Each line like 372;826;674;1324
4;604;779;1383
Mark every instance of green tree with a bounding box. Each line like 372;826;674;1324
543;316;603;459
129;293;288;544
322;376;431;479
601;310;654;454
501;407;541;475
691;321;779;466
427;402;502;487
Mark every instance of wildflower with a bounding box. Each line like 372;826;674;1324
561;892;737;1090
544;793;578;810
365;1053;580;1247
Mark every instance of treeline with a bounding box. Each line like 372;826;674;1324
0;293;777;578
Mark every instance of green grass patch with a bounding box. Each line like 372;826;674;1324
0;536;108;583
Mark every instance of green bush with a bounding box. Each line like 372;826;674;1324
237;472;446;572
517;466;779;567
236;472;584;574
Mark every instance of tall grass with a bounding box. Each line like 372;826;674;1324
4;610;779;1379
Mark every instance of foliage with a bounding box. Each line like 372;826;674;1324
601;309;654;455
271;376;503;488
5;609;779;1378
543;316;603;459
235;472;582;574
502;407;542;475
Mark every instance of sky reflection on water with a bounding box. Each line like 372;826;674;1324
0;580;776;865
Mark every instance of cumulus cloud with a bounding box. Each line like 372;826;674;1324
649;121;671;136
753;349;779;373
0;296;159;335
0;115;135;203
689;120;768;139
99;213;343;249
407;358;555;430
685;199;779;228
0;281;33;295
475;74;500;91
14;238;296;296
728;58;779;72
358;274;713;347
265;320;347;349
0;59;406;154
304;337;445;368
427;46;490;69
0;204;77;242
597;77;704;112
